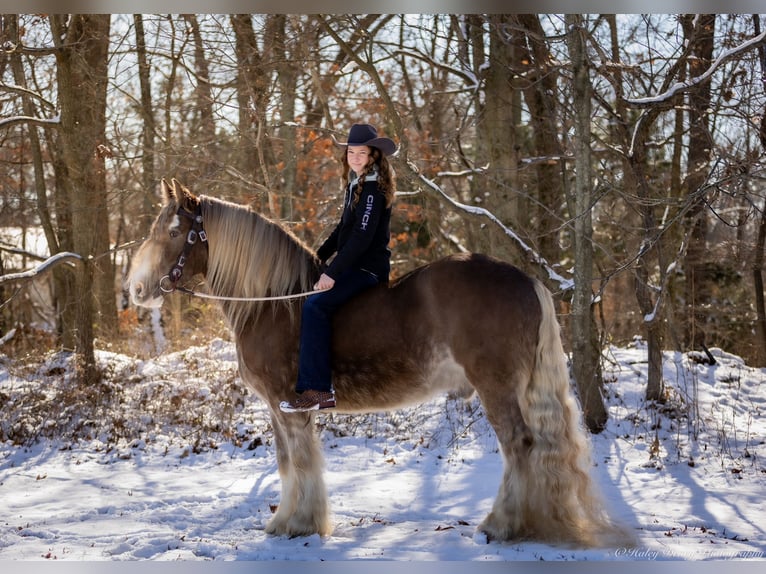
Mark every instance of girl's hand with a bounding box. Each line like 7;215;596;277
314;273;335;291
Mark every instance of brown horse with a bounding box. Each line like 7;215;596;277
128;178;628;547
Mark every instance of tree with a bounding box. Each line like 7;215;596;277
680;14;716;354
181;14;219;181
133;14;158;230
753;14;766;366
515;14;565;268
230;14;295;215
473;14;522;262
565;14;608;432
2;15;75;343
50;14;115;380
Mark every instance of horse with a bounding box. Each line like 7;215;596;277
127;178;628;548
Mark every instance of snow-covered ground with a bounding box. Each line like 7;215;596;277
0;337;764;562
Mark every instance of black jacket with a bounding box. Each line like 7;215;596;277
316;172;391;281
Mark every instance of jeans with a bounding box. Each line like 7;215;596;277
295;268;380;393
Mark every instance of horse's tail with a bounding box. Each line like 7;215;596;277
513;280;633;547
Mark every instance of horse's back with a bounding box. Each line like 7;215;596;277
330;253;544;410
405;252;540;312
408;252;543;364
337;252;541;346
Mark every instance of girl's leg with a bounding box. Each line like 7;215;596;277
294;269;378;394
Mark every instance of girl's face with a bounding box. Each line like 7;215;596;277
347;145;372;175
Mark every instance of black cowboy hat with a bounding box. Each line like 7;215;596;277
333;123;397;156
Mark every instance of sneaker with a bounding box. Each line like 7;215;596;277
279;389;336;413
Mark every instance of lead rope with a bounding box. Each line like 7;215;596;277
171;285;329;302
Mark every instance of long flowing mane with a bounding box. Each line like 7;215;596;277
199;195;319;331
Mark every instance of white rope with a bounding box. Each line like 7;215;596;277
176;285;328;302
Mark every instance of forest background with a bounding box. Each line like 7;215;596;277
1;14;766;433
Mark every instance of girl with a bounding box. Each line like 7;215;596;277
280;123;397;412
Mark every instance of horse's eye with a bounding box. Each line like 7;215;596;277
169;229;180;239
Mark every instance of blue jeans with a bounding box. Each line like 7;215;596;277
295;268;380;393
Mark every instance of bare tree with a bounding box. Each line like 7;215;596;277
680;14;716;353
230;13;265;201
133;14;157;231
473;15;522;262
515;15;566;268
565;14;607;432
181;14;219;180
753;14;766;366
50;14;115;381
2;15;75;341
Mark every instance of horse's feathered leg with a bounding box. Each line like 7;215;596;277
475;280;629;547
471;384;528;540
267;410;332;537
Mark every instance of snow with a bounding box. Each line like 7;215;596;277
0;337;765;563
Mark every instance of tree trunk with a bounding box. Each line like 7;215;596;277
459;15;488;253
50;14;114;381
603;14;667;402
133;14;157;231
752;14;766;366
516;14;565;267
274;15;299;221
5;14;76;343
628;139;667;402
230;13;275;211
565;14;608;432
182;14;219;180
230;14;260;201
680;14;715;351
753;201;766;366
468;15;521;262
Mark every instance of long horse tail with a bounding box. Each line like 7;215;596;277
503;280;634;547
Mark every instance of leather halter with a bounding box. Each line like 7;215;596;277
159;203;208;293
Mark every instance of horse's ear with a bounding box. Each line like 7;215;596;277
160;178;176;204
170;178;187;199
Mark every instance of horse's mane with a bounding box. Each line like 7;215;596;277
199;194;319;332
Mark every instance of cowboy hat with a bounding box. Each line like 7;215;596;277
333;123;397;156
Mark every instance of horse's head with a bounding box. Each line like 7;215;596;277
128;178;208;308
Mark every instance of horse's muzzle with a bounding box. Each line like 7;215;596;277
129;279;165;308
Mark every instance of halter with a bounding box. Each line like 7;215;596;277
158;202;326;301
160;203;207;293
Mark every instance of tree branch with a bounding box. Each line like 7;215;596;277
0;114;60;130
624;29;766;106
0;252;82;286
0;83;57;110
406;159;573;293
318;15;405;154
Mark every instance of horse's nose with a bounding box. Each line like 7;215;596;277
131;281;144;300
